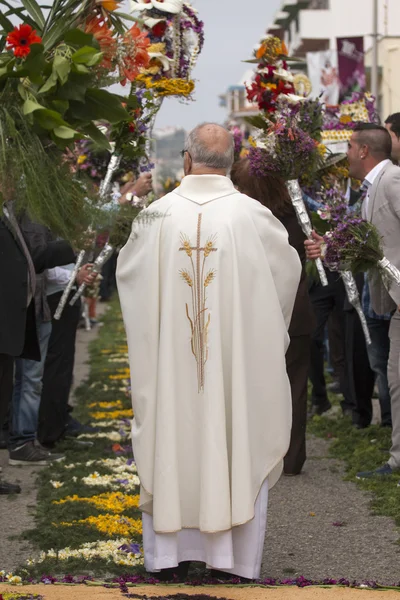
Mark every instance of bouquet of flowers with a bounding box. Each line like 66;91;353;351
0;0;150;241
324;217;400;295
245;36;297;114
132;0;204;98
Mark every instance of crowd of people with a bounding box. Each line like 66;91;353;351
0;172;153;492
1;113;400;581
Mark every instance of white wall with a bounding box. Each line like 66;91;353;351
299;0;400;52
365;37;400;118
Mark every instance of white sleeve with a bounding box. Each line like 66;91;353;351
45;266;73;286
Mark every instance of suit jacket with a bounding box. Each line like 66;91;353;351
364;162;400;315
0;212;75;358
280;208;315;337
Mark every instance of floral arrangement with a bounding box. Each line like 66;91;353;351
131;0;204;98
248;115;322;181
323;217;400;295
0;0;150;241
245;36;300;114
321;93;379;146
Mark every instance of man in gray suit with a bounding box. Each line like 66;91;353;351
350;124;400;478
306;123;400;477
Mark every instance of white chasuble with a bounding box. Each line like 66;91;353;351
117;175;301;536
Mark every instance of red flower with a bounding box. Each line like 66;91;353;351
6;24;42;58
151;21;167;38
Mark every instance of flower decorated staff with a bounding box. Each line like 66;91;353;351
324;217;400;294
248;103;328;286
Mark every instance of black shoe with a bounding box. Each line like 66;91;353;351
9;441;65;466
354;423;370;430
308;400;332;418
149;561;190;582
65;417;99;438
209;569;251;582
0;480;21;494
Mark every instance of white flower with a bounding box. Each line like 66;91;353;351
5;573;22;585
50;480;64;489
27;539;144;567
131;0;183;14
148;51;173;72
78;431;124;441
273;67;294;83
285;93;308;104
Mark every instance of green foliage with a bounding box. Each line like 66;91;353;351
0;104;100;243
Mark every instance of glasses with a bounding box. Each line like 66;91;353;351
180;149;191;158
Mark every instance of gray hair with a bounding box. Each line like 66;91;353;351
185;123;234;172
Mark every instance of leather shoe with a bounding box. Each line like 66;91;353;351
0;480;21;494
308;400;332;418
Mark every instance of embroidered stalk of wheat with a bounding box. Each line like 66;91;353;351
180;269;193;287
204;269;216;287
180;235;193;257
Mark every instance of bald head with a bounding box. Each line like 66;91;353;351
184;123;234;175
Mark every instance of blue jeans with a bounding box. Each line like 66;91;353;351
9;319;52;449
366;315;392;426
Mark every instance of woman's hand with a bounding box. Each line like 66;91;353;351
304;230;324;261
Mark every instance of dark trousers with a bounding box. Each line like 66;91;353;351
99;250;117;301
309;277;346;407
366;316;392;426
284;335;311;475
344;309;375;426
0;354;13;431
38;292;80;445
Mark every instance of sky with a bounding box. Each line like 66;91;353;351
152;0;282;131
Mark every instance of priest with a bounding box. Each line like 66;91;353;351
117;123;301;580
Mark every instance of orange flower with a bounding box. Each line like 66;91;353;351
85;16;117;71
100;0;120;10
256;44;266;60
119;25;150;86
280;41;288;56
6;24;42;58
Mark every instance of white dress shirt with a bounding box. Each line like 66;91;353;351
363;159;391;214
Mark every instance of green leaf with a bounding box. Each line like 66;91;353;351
58;72;90;102
0;10;13;32
22;98;45;115
85;89;130;124
51;99;69;115
86;52;103;67
83;123;111;151
244;115;269;130
72;63;89;74
64;28;98;49
33;108;68;129
17;83;29;100
71;46;99;65
53;54;71;85
23;43;46;77
42;20;66;51
53;125;78;139
21;0;45;30
38;72;57;94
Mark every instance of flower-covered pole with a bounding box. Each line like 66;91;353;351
341;271;371;345
70;244;114;307
287;180;328;286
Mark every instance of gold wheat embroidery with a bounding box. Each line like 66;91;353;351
179;214;217;392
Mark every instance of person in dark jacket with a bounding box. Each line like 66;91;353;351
231;158;315;475
0;202;75;493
